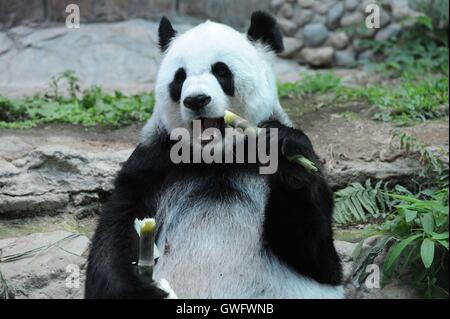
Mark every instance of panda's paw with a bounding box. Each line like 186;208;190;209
260;120;320;188
157;278;178;299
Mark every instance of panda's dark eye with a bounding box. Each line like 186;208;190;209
212;62;231;78
174;68;186;84
211;62;234;96
169;68;186;102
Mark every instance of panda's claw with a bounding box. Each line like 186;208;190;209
158;278;178;299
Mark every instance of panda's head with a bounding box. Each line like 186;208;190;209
145;11;290;140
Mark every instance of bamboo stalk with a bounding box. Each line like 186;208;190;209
224;110;318;172
137;218;156;280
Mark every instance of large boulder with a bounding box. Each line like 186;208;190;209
302;23;329;47
300;46;334;67
0;144;132;218
0;231;89;299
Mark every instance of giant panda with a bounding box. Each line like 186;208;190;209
85;11;343;299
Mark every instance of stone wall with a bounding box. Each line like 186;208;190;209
0;0;420;67
272;0;420;67
0;0;270;29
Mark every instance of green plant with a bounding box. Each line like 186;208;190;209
278;72;341;99
392;131;447;172
49;70;81;99
334;180;391;225
361;9;449;76
353;188;449;298
336;75;449;125
346;132;449;298
0;71;155;128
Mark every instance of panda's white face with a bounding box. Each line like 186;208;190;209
152;20;281;134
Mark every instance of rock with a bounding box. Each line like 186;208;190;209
327;2;345;30
391;0;417;19
272;58;306;83
380;8;392;27
21;27;68;48
277;18;298;36
334;240;357;262
270;0;284;10
345;0;359;11
327;31;349;49
0;20;167;90
280;2;295;19
292;8;315;27
302;23;329;47
314;1;336;15
357;24;378;38
375;23;402;41
297;0;315;8
0;0;45;27
381;0;392;10
358;49;375;62
311;14;327;25
334;240;357;282
300;46;334;67
0;231;89;299
352;38;368;53
0;33;13;55
341;12;364;27
0;144;132;217
346;279;422;299
325;157;422;189
334;49;356;67
279;37;304;58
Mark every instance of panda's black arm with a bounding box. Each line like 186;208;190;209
261;121;343;286
85;133;172;299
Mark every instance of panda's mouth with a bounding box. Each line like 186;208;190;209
193;117;226;145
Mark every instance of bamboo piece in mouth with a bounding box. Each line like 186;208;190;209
223;110;318;172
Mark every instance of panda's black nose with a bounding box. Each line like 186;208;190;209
183;94;211;110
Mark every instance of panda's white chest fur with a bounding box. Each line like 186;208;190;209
153;171;343;299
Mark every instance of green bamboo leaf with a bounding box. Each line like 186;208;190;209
384;234;422;272
404;209;417;223
437;240;449;250
421;213;435;234
420;238;435;269
350;195;367;221
344;199;361;222
431;232;449;240
352;240;364;261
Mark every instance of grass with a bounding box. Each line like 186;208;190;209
336;75;449;125
277;72;341;99
277;71;449;126
0;71;154;129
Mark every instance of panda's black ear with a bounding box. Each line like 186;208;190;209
247;11;284;53
159;16;177;53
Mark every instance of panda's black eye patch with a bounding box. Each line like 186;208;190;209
169;68;186;102
211;62;234;96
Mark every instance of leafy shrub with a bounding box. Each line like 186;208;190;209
351;187;449;298
336;75;449;125
0;70;155;129
340;132;449;298
334;180;391;225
